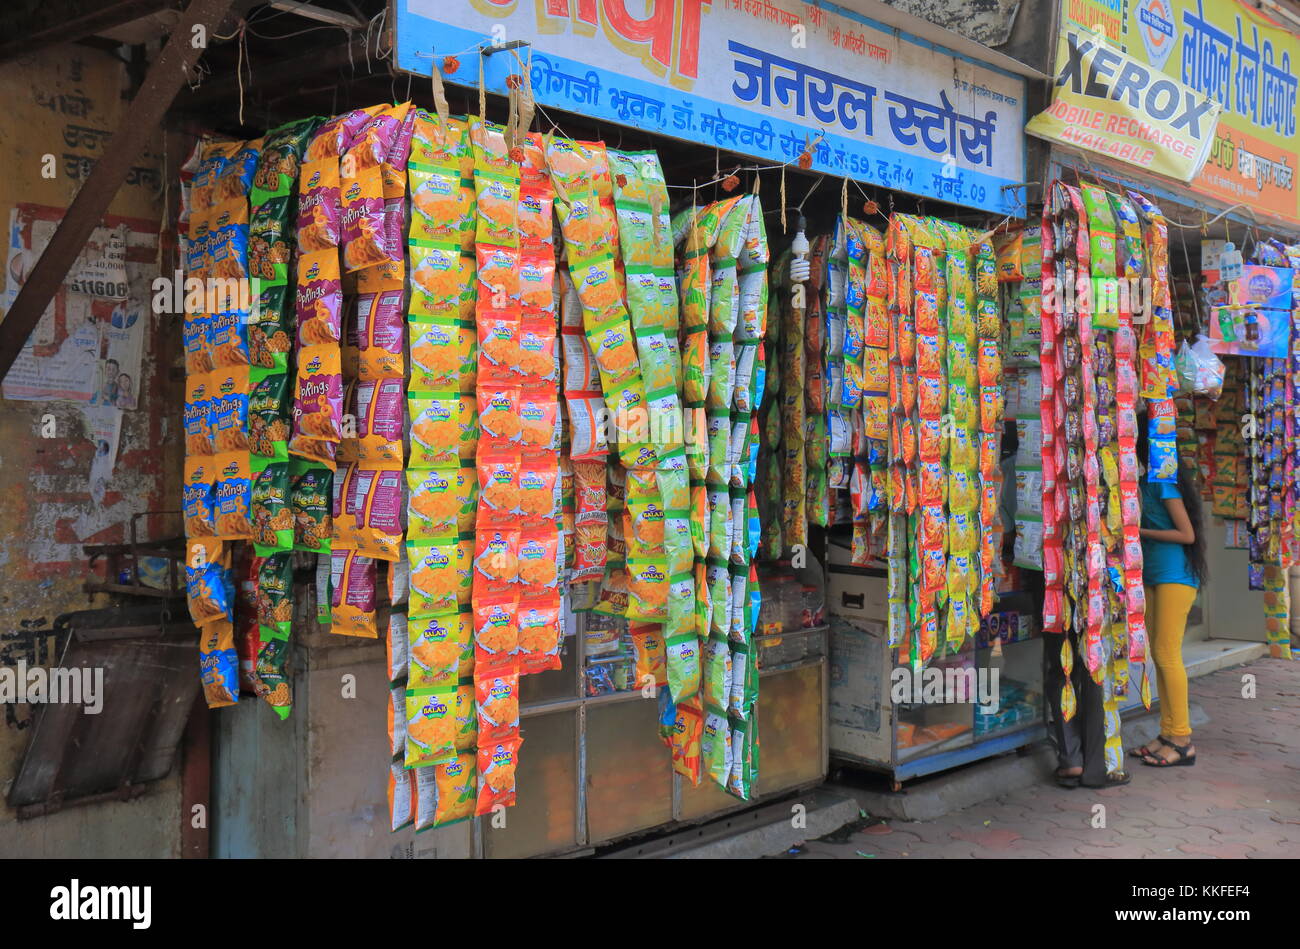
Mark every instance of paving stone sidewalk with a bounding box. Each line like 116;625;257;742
786;658;1300;859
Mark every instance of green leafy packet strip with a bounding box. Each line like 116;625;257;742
289;458;332;554
249;365;290;461
315;551;331;625
701;703;732;790
253;635;293;721
250;115;324;206
726;715;754;800
249;284;294;372
665;631;701;703
255;550;294;642
251;456;293;552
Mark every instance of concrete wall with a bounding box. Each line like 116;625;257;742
213;619;472;859
0;43;183;857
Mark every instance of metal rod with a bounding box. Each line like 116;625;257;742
0;0;239;381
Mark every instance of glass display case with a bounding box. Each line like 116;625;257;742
828;565;1047;786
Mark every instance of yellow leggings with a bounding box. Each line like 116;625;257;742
1144;584;1198;739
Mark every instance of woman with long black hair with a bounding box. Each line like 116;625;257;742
1131;419;1208;768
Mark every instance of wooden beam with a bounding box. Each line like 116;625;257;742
0;0;170;64
173;32;374;115
0;0;239;383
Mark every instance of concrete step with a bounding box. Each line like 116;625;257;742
598;787;862;859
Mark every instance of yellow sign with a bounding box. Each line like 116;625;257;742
1027;29;1221;182
1055;0;1300;223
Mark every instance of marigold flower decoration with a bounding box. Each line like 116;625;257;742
721;174;740;192
442;56;460;75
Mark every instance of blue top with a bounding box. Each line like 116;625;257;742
1139;476;1199;588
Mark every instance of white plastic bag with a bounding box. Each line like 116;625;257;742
1175;333;1225;399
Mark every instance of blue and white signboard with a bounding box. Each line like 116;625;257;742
393;0;1027;215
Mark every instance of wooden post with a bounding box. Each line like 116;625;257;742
0;0;238;382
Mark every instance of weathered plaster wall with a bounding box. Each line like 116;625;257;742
0;42;184;858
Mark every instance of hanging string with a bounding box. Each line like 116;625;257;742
1180;232;1201;335
779;164;787;234
478;54;487;124
236;24;248;126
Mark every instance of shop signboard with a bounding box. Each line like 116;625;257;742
1202;265;1292;358
1049;0;1300;224
1026;30;1221;182
392;1;1027;215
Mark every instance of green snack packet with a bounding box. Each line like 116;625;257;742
256;550;294;641
249;194;294;284
250;115;323;205
727;716;754;800
249;366;290;461
253;636;293;720
706;560;731;637
251;458;293;552
665;632;701;703
249;283;294;372
290;459;331;553
701;704;732;790
702;634;732;709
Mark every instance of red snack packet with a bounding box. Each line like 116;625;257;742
476;734;523;816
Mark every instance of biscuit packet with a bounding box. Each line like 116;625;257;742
473;525;521;596
297;155;342;252
389;760;415;832
409;163;474;244
453;678;477;751
186;537;229;625
199;617;240;709
410;109;472;177
183;455;217;539
408;538;462;616
409;390;463;469
289;459;332;553
289;343;343;467
410;316;462;391
475;662;521;744
212;451;254;541
407;465;464;540
254;549;294;641
329;548;378;638
424;752;476;827
409;610;469;690
517;525;561;595
517;452;561;523
476;735;523;816
250;458;293;552
350;467;405;562
356;288;405;381
248;367;291;462
518;591;563;674
473;591;521;673
387;610;409;682
411;243;475;320
208;365;251;454
405;684;457;767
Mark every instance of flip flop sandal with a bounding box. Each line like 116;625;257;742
1081;770;1131;788
1141;742;1196;768
1128;735;1172;759
1055;770;1082;789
